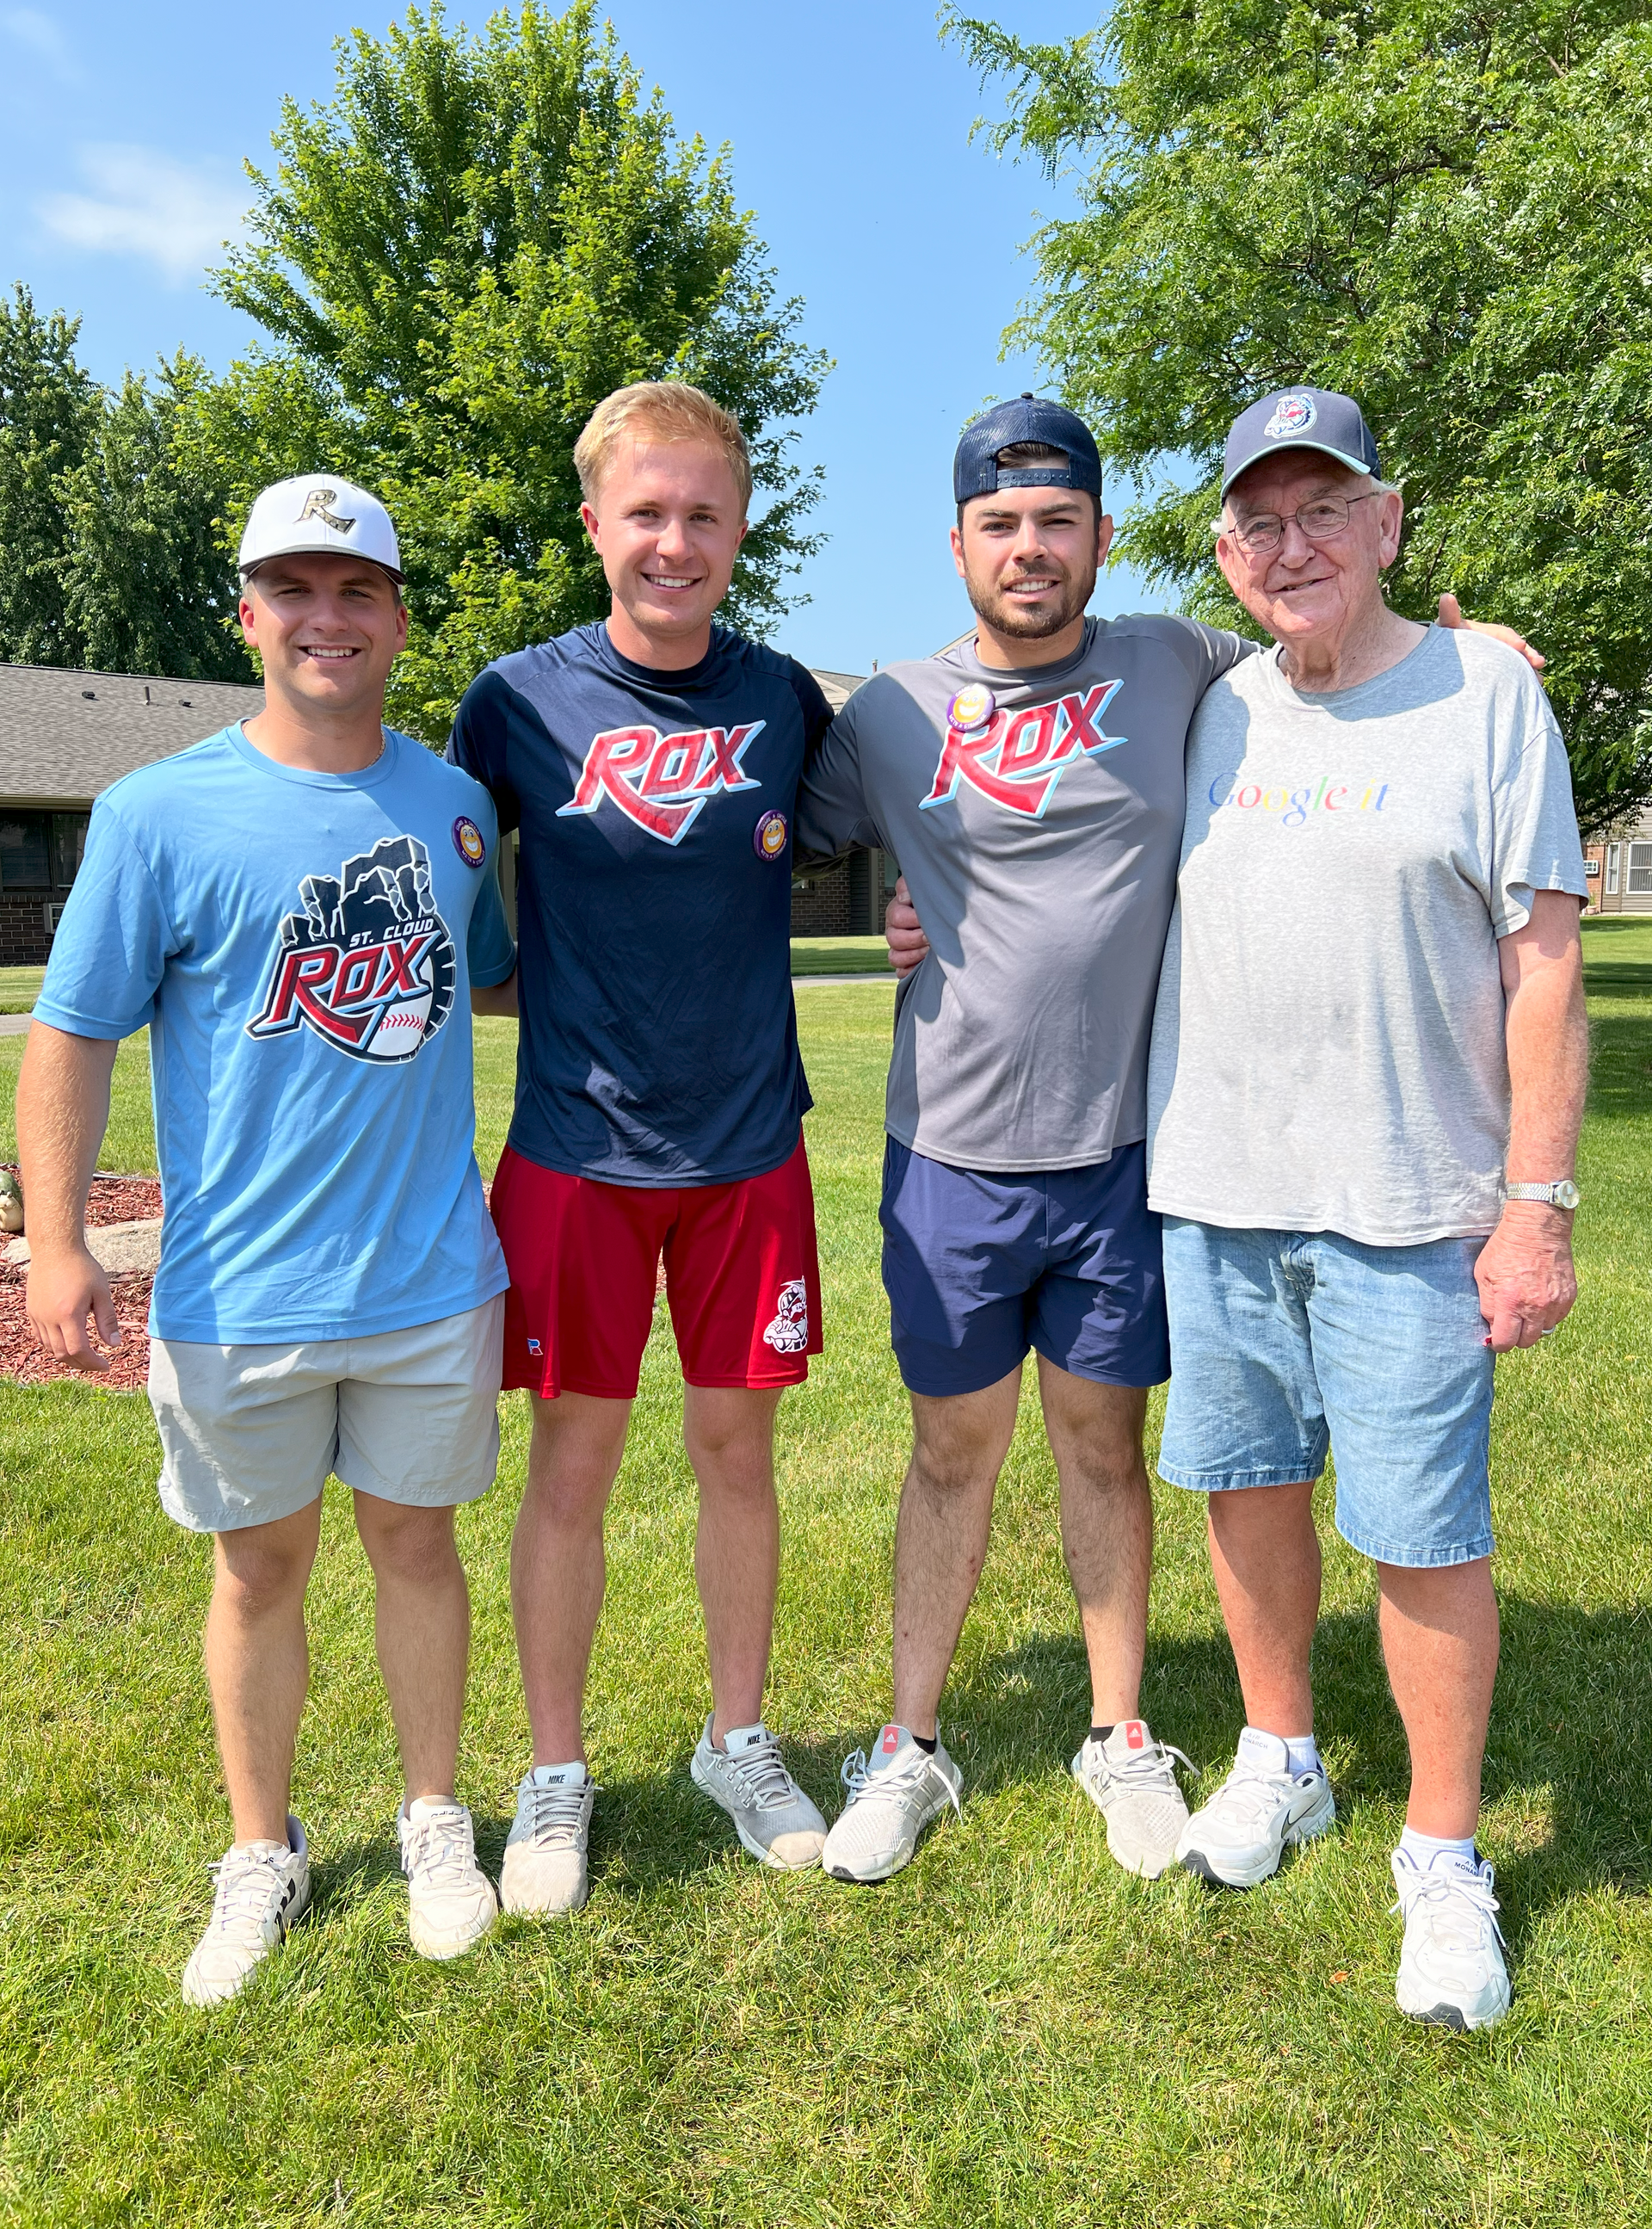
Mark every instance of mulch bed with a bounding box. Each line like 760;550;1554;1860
0;1170;161;1392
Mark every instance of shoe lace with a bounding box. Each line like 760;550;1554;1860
1391;1861;1503;1948
1208;1758;1305;1831
721;1730;802;1813
402;1806;479;1887
206;1846;288;1933
839;1744;962;1818
1097;1738;1193;1793
521;1779;595;1849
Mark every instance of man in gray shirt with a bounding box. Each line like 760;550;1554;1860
1147;387;1588;2030
797;398;1253;1885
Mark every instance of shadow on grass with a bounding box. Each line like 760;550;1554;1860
302;1597;1649;1930
1582;1014;1652;1121
945;1596;1652;1924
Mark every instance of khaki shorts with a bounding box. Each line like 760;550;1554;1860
149;1295;506;1534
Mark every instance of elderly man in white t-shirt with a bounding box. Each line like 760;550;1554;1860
1146;388;1589;2030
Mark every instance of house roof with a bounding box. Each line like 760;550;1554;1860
0;657;867;806
0;664;266;807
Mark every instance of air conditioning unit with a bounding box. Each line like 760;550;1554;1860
44;902;65;935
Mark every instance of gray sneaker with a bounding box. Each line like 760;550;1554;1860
1176;1728;1336;1889
822;1723;963;1884
1072;1719;1192;1879
181;1814;311;2006
689;1718;827;1869
500;1763;595;1917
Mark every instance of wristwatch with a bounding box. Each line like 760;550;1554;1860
1505;1180;1581;1209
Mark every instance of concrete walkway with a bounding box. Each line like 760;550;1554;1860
0;1014;30;1036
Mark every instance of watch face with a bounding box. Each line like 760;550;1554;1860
1555;1180;1581;1210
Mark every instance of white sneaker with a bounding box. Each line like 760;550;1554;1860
690;1718;827;1869
1072;1719;1192;1879
500;1763;595;1917
1391;1846;1511;2030
398;1798;498;1960
181;1814;311;2006
1176;1729;1336;1888
822;1723;963;1884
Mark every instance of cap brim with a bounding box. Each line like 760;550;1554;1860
240;550;404;586
1220;441;1373;501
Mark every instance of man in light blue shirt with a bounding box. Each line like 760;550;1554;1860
17;476;518;2004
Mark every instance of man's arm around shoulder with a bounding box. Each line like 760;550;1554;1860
16;1024;122;1371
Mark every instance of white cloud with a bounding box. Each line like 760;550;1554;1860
36;144;249;285
1;8;79;83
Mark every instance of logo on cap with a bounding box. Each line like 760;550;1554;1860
296;486;356;534
754;808;789;861
1264;394;1317;440
452;816;485;868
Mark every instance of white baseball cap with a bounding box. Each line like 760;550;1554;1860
237;472;404;583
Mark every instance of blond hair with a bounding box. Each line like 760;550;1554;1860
574;380;752;513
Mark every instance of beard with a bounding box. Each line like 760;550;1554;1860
963;556;1097;641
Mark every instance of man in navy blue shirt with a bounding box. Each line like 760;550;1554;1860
448;381;832;1910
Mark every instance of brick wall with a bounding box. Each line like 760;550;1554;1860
790;847;894;937
0;895;57;965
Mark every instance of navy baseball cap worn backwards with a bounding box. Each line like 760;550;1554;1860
1220;387;1381;501
954;393;1102;503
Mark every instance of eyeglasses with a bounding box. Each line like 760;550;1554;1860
1224;491;1382;556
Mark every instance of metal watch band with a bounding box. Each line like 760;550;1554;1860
1505;1180;1581;1208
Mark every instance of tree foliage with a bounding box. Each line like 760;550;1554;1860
0;287;252;682
0;287;97;667
946;0;1652;833
194;0;828;739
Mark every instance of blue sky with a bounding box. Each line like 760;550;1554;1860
0;1;1165;675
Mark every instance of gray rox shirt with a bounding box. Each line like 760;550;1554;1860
1146;627;1588;1244
796;614;1253;1171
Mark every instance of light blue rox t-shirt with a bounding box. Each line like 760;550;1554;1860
34;724;518;1343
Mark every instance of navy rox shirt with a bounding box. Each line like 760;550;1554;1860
448;621;832;1186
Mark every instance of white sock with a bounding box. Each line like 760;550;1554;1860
1283;1734;1321;1778
1399;1824;1478;1874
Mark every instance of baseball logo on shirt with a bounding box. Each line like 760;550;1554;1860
556;720;766;845
920;680;1127;819
761;1277;810;1354
245;833;457;1064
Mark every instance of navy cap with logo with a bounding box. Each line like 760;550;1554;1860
954;392;1103;503
1220;387;1382;501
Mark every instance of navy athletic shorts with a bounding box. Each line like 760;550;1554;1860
878;1137;1170;1399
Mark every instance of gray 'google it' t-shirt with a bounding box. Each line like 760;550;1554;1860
1146;626;1588;1245
796;614;1253;1170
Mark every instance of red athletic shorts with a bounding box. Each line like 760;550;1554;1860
490;1133;823;1400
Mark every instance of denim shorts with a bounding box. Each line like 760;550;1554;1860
1157;1219;1495;1568
880;1138;1170;1397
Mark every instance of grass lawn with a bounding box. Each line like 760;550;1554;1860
1;938;1649;2224
790;935;893;977
0;965;46;1015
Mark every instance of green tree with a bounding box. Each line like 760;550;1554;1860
194;0;828;739
947;1;1652;834
0;286;97;667
60;362;255;682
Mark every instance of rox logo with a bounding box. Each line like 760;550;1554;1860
920;682;1127;818
558;721;765;844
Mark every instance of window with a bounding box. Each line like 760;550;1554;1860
0;815;50;888
1606;843;1621;894
0;812;89;892
1630;843;1652;896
